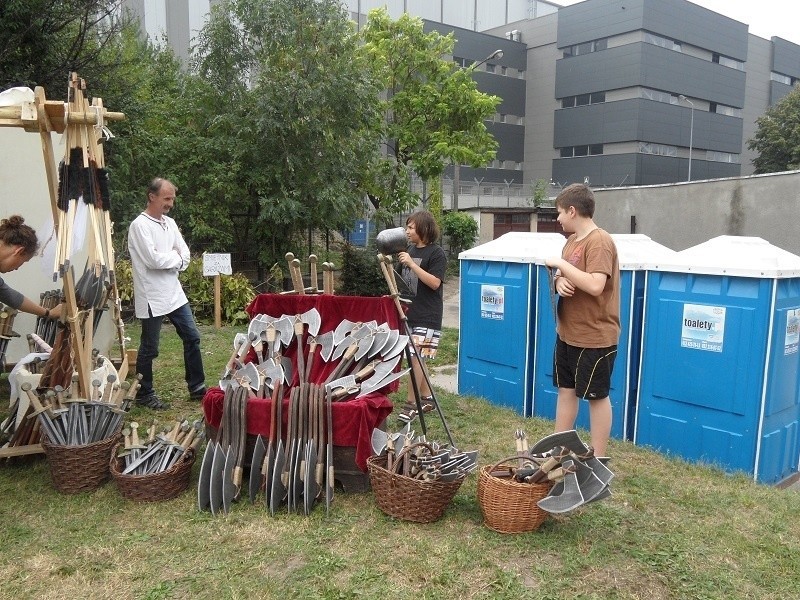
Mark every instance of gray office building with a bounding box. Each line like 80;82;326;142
124;0;800;191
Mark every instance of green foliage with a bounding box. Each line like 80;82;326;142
114;258;255;325
338;243;387;297
361;9;500;216
442;211;478;256
0;0;131;94
183;0;385;270
748;86;800;174
531;178;550;207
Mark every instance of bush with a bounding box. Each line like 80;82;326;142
442;211;478;256
338;243;388;297
114;257;255;325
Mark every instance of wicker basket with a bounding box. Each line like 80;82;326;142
477;459;552;534
367;448;466;523
110;444;196;502
41;433;121;494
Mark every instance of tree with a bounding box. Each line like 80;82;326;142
185;0;385;274
748;86;800;174
101;26;200;244
361;9;500;219
0;0;131;94
442;211;478;257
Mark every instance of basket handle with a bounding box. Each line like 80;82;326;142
390;441;435;474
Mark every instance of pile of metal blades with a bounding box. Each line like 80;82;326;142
198;383;250;516
119;418;204;476
210;310;411;517
20;378;132;447
488;430;614;514
371;426;478;482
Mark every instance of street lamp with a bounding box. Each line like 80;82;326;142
679;95;694;181
470;49;504;71
453;49;504;208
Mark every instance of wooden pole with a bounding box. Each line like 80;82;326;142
214;274;222;329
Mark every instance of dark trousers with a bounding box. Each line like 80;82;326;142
136;302;205;396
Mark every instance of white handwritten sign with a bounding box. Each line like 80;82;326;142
202;253;232;276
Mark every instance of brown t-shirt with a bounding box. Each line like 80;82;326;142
556;228;621;348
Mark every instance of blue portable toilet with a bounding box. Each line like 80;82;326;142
458;233;566;415
635;236;800;484
531;234;677;441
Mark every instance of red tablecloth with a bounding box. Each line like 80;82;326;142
202;388;393;471
203;294;404;470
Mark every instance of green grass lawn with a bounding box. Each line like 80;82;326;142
0;322;798;599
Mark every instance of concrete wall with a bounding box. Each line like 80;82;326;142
592;170;800;254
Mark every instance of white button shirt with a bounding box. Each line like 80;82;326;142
128;212;190;319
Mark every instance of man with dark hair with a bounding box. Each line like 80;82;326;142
545;183;620;457
127;178;206;409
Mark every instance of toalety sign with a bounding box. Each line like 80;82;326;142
681;303;726;352
480;284;505;320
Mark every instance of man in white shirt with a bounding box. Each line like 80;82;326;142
127;178;206;409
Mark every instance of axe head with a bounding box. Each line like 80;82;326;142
300;307;321;337
331;334;357;362
333;319;357;345
237;361;261;392
221;447;237;514
248;435;267;503
367;325;392;359
383;334;409;362
269;439;286;515
358;367;410;398
273;316;294;349
257;359;284;389
376;226;407;255
197;441;216;511
317;331;335;363
209;443;226;516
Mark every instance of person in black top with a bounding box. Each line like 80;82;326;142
396;210;446;423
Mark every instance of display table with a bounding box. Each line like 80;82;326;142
202;294;404;474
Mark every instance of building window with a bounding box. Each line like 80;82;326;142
641;87;678;104
562;38;607;58
512;214;529;224
561;92;606;108
770;72;792;85
644;32;681;52
559;145;604;157
710;103;742;118
706;150;740;163
639;142;677;157
713;53;744;71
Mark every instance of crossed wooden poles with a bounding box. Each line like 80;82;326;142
0;74;127;399
376;253;455;447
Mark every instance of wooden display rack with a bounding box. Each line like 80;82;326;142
0;75;127;458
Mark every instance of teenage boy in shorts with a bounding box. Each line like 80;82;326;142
545;183;620;457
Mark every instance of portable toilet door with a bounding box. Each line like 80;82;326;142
458;233;565;415
634;236;800;484
531;234;677;441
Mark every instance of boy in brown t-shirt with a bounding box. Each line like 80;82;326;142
545;184;620;457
